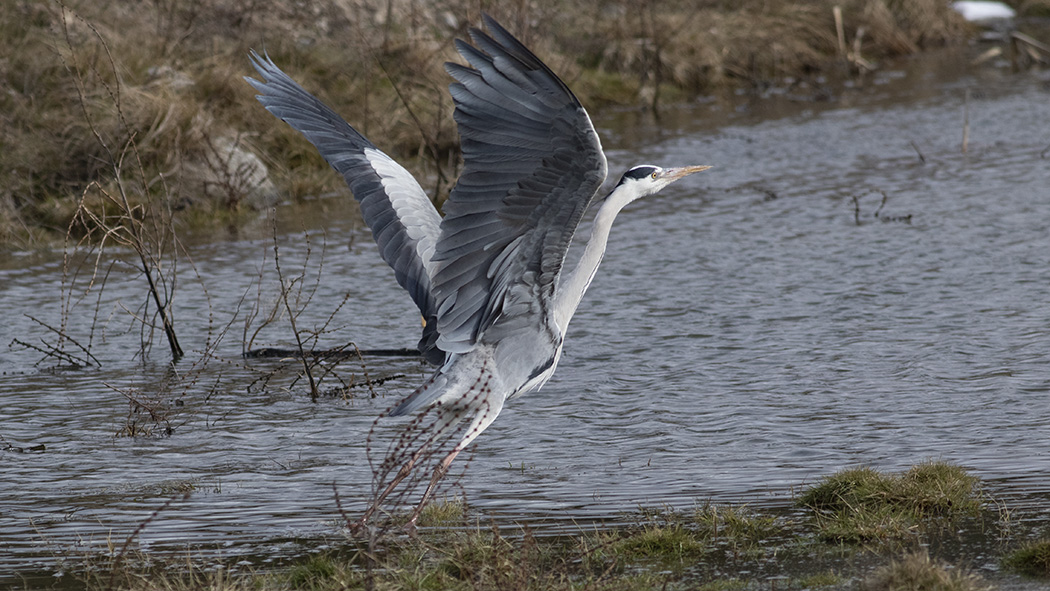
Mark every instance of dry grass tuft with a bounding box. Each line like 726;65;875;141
861;550;991;591
798;461;984;543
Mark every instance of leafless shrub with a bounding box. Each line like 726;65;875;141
55;4;185;362
9;5;255;444
113;351;230;437
238;213;389;402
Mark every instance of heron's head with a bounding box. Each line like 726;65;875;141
615;164;711;200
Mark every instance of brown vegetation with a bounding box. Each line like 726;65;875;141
2;0;973;247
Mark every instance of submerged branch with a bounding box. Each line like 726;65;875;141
243;347;421;360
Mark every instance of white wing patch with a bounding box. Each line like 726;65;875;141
364;148;442;265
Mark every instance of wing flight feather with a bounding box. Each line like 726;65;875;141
246;52;445;363
432;15;608;353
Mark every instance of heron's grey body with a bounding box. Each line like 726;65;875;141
247;14;708;526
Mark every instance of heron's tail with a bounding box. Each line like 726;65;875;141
388;371;449;417
387;349;503;418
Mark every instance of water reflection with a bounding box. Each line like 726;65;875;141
2;47;1050;578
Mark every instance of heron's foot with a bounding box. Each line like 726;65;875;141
401;499;430;535
401;516;419;536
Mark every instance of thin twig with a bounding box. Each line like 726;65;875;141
874;191;889;219
272;212;318;400
109;491;191;589
962;89;970;154
358;27;452;198
24;315;102;366
11;338;84;367
909;141;926;164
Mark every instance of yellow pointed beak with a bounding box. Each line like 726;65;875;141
661;165;712;182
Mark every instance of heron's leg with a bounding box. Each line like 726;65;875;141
404;446;463;530
354;406;462;532
352;445;425;532
403;399;502;530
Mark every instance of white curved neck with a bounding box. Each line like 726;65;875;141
553;184;638;331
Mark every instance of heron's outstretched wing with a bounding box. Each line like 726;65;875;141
432;14;608;354
246;52;445;363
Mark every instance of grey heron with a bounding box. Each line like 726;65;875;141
247;14;709;528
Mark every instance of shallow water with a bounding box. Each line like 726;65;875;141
3;47;1050;581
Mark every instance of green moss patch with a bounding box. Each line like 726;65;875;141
797;461;983;543
1003;538;1050;578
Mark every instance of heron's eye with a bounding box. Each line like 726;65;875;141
651;172;658;179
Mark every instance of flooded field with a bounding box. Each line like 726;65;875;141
2;46;1050;584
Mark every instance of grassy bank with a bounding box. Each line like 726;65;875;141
22;461;1050;590
1;0;985;247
